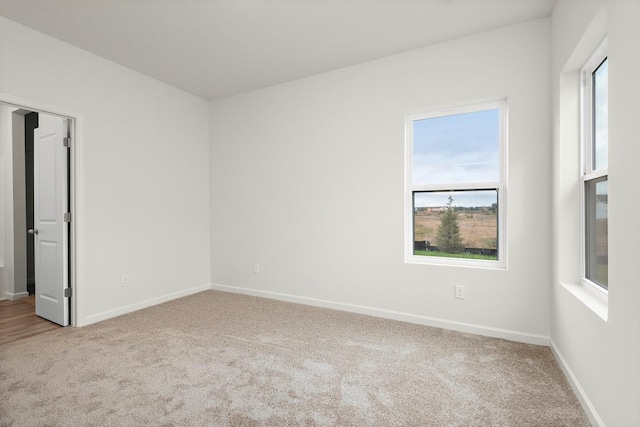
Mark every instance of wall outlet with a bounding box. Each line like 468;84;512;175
253;264;260;274
454;285;465;299
122;275;129;287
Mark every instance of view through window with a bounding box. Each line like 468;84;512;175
407;102;505;266
583;52;608;290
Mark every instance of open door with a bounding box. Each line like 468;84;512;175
31;114;70;326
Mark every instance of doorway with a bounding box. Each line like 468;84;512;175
25;112;36;296
0;101;74;328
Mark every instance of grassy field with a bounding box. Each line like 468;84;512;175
414;208;497;250
414;250;497;260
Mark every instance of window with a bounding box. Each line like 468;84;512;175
405;101;506;268
581;41;608;291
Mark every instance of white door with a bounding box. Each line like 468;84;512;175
32;114;69;326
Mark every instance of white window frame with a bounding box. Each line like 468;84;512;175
580;39;608;299
404;100;507;269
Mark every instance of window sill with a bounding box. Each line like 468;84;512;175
406;255;506;270
560;281;608;321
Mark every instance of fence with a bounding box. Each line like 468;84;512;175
413;241;497;257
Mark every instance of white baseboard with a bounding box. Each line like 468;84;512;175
81;283;211;326
210;283;549;346
6;291;29;301
550;339;602;427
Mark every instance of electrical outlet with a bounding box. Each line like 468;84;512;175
454;285;465;299
122;275;129;287
253;264;260;274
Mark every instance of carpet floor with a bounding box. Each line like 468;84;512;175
0;290;589;426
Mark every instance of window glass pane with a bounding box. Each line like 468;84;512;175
413;190;498;260
412;109;500;186
585;178;608;289
593;58;608;170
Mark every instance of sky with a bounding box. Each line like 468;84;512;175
592;58;608;222
593;58;608;170
412;108;499;208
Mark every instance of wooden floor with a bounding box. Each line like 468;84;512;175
0;296;61;346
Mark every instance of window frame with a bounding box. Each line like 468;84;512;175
404;100;507;269
580;39;608;297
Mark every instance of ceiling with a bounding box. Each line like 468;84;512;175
0;0;555;101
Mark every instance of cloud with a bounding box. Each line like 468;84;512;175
413;108;500;185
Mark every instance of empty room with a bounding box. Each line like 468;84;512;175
0;0;638;425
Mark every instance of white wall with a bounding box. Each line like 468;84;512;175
11;110;27;300
551;0;640;425
210;19;551;343
0;104;12;298
0;105;27;301
0;17;211;324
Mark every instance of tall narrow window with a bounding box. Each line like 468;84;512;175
582;41;608;290
405;101;506;268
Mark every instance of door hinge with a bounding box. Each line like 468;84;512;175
64;287;72;298
63;137;71;148
64;212;72;222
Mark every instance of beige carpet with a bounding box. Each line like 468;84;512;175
0;290;589;426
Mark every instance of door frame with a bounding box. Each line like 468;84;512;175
1;92;84;327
